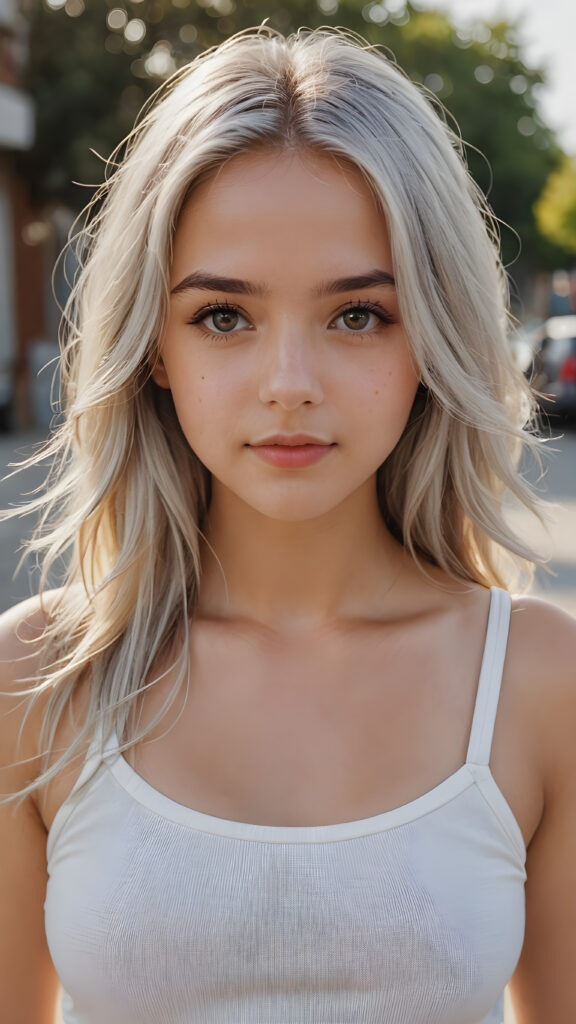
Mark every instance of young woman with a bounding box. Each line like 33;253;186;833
1;26;575;1024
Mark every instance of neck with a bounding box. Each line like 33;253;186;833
196;479;408;636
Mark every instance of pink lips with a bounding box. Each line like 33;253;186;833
248;442;335;468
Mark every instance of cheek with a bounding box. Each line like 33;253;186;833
367;349;419;408
365;360;420;448
396;361;421;407
169;372;242;458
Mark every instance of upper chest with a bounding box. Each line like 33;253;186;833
39;609;543;847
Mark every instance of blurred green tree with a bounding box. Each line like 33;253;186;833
534;156;576;256
21;0;568;273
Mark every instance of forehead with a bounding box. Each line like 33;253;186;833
171;148;393;281
189;147;377;206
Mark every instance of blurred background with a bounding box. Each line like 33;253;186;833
0;0;575;614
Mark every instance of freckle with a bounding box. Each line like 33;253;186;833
201;376;205;380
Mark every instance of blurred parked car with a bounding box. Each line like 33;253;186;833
531;316;576;421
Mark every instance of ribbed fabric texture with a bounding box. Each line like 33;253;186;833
44;587;525;1024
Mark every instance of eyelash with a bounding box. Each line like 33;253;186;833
187;300;397;341
188;301;241;338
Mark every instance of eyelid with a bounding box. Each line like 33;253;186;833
187;300;249;320
329;299;397;328
187;300;252;333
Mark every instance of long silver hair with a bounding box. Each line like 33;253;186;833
2;26;544;807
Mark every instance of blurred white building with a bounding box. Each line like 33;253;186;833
0;0;35;428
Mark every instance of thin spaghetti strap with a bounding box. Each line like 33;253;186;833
465;587;512;767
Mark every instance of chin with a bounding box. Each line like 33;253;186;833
249;496;349;523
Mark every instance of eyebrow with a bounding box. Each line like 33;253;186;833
170;268;396;297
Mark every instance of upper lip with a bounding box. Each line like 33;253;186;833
250;434;333;446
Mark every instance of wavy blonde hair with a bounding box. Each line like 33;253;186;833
2;25;545;807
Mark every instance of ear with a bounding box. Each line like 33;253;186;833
150;355;171;389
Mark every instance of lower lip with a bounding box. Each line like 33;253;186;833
249;444;335;467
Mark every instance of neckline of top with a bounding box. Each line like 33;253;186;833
105;736;476;842
99;586;515;844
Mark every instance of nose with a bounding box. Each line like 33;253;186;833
257;318;324;409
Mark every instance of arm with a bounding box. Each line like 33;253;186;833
506;599;576;1023
0;597;62;1024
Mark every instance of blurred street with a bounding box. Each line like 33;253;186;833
508;426;576;618
0;429;50;613
1;425;575;618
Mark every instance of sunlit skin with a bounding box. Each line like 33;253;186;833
153;149;423;633
4;143;576;1024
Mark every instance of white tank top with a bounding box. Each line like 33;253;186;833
45;586;525;1024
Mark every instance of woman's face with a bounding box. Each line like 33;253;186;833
154;148;420;522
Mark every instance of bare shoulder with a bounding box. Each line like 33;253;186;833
0;587;70;690
0;591;69;1020
508;594;576;685
507;594;576;791
0;589;68;781
0;585;70;636
506;597;576;1018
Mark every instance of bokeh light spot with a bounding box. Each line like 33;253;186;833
210;0;235;14
454;28;473;48
490;41;508;59
390;10;410;24
510;74;528;95
363;3;388;25
145;41;176;78
22;222;52;246
423;73;444;94
179;24;198;43
124;18;146;43
517;116;536;136
130;58;147;78
474;65;494;84
472;24;491;43
107;8;128;31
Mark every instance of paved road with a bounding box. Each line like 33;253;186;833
508;425;576;618
0;430;49;613
1;426;575;617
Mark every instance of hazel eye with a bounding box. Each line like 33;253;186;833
339;308;376;331
331;302;396;334
189;304;250;334
207;308;247;333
